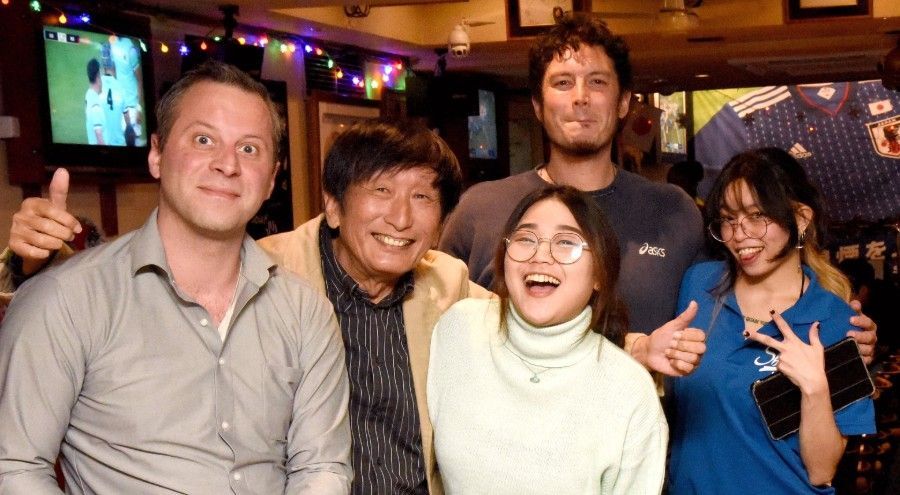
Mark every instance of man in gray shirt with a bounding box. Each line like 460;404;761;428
0;62;351;494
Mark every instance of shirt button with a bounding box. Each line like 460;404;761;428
221;421;230;430
218;358;226;366
375;457;383;466
233;472;242;481
200;318;209;327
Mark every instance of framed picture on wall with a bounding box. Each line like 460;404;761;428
468;90;498;160
306;91;380;216
507;0;588;38
652;91;689;157
785;0;870;21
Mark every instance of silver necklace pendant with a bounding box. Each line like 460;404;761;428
530;375;540;383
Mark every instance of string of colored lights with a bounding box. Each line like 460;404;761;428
8;0;408;92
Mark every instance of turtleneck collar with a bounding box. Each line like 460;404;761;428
505;303;600;368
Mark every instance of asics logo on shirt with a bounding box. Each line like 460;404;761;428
789;143;812;159
754;347;779;373
638;243;666;257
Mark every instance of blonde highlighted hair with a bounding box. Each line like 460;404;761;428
800;224;851;301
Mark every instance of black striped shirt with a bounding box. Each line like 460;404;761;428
319;223;428;495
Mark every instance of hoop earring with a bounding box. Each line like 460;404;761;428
796;229;807;250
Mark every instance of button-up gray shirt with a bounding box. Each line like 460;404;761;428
0;211;352;494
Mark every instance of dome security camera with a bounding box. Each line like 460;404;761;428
448;24;470;58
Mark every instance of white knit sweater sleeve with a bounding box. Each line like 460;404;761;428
605;364;668;495
426;298;474;431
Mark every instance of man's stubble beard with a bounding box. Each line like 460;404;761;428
553;133;614;158
560;141;604;157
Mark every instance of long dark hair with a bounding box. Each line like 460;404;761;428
491;185;628;347
705;147;850;299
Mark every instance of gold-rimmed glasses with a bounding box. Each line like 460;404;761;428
708;213;772;243
504;230;590;264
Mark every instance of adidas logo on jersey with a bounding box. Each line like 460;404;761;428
789;143;812;159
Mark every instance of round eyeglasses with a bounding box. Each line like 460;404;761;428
708;213;772;243
504;230;590;265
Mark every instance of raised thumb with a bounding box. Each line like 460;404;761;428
49;167;70;210
676;300;699;327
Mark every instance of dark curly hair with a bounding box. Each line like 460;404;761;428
528;13;632;104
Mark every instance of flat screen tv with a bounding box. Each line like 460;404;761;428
468;89;497;159
39;14;156;173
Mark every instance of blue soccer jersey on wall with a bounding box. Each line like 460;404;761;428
694;81;900;223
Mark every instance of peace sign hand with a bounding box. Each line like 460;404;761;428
746;311;829;397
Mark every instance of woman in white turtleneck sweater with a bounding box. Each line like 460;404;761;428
427;186;667;495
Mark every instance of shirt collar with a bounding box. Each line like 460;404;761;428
129;208;275;288
711;264;828;333
790;82;854;117
787;265;832;325
318;221;414;307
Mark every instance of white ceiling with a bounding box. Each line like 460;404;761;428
124;0;900;91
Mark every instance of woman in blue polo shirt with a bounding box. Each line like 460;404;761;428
667;148;875;494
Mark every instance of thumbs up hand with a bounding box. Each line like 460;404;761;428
633;301;707;376
9;168;82;275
